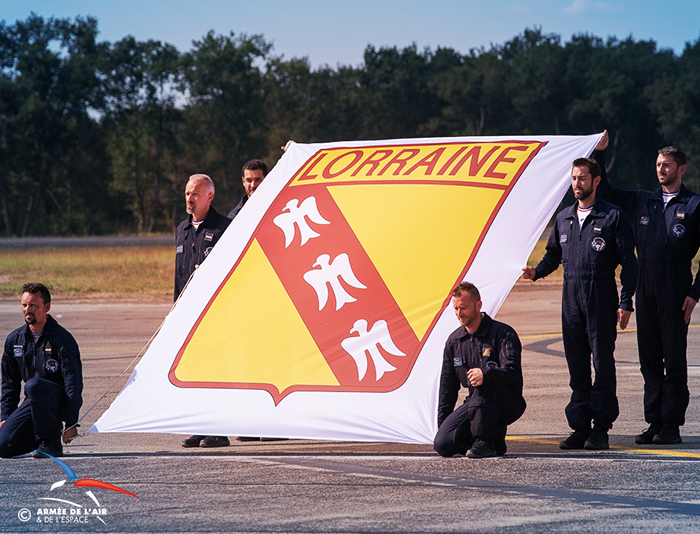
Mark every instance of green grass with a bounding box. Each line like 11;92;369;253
0;246;173;300
1;237;698;300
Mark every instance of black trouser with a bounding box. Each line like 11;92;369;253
433;384;526;457
0;378;64;458
561;278;619;430
636;271;690;426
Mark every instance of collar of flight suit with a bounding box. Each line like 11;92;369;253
20;314;59;339
187;206;220;230
456;312;493;340
652;183;692;205
562;197;608;221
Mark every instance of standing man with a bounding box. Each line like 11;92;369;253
595;132;700;445
434;282;526;459
228;159;269;443
176;174;232;448
1;283;82;458
174;174;232;300
523;157;638;450
228;159;268;219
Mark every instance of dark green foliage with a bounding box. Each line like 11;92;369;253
1;16;698;235
0;14;114;236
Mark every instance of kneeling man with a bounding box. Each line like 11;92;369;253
434;282;526;458
1;283;82;458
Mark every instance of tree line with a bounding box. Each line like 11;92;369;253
1;14;698;236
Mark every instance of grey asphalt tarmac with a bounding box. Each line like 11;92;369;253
1;286;700;533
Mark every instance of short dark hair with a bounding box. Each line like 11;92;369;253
572;158;601;178
22;282;51;304
242;159;268;177
658;146;687;167
451;282;480;302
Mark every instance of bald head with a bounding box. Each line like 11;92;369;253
187;174;215;194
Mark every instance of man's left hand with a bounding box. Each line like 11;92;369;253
62;426;78;444
467;368;484;387
682;296;698;324
617;309;632;330
596;130;609;150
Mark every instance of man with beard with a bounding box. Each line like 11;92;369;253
175;174;232;448
434;282;526;459
594;133;700;445
522;157;638;450
174;174;232;301
0;283;82;458
228;160;268;219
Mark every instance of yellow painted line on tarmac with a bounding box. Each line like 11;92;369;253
82;347;145;354
519;332;561;340
520;324;700;341
610;447;700;458
506;436;700;458
506;436;559;446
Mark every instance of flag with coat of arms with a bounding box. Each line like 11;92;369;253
91;134;601;443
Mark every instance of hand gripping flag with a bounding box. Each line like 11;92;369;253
91;134;601;444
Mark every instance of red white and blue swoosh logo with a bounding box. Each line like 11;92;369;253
34;449;138;525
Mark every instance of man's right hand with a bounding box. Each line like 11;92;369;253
62;426;78;444
596;130;609;150
0;420;4;429
521;266;536;280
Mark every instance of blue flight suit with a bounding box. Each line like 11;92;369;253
533;198;637;430
228;195;248;219
174;206;232;300
434;313;526;457
595;150;700;426
0;315;82;458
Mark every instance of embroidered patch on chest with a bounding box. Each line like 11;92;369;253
672;224;686;238
591;237;606;252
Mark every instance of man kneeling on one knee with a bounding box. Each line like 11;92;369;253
1;283;82;459
434;282;526;458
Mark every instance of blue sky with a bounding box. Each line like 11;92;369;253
3;0;699;67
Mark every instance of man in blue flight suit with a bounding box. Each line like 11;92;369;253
174;174;232;301
0;283;82;458
523;157;638;450
176;174;232;448
594;131;699;445
434;282;526;459
228;159;271;443
228;159;268;219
